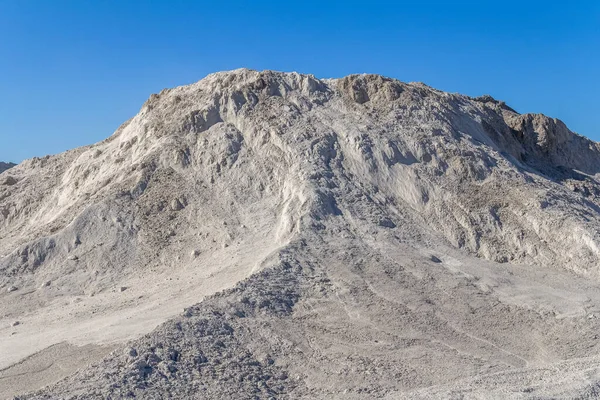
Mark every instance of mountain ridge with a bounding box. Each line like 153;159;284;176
0;161;16;174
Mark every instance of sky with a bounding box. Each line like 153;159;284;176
0;1;598;163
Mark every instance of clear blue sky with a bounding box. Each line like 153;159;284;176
0;1;598;163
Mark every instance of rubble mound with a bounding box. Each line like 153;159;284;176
3;69;600;399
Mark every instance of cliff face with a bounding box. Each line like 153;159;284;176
4;70;600;399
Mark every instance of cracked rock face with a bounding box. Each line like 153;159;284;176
4;69;600;399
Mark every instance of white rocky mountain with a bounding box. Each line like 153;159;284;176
3;69;600;399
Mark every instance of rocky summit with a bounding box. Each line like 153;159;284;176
3;69;600;399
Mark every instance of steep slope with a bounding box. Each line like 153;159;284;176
3;69;600;399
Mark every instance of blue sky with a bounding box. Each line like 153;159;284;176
0;1;598;163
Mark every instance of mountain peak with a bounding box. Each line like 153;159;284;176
0;161;16;174
5;69;600;399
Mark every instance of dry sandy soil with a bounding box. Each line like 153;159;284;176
2;69;600;399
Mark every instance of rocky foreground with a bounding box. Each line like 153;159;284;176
2;70;600;399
